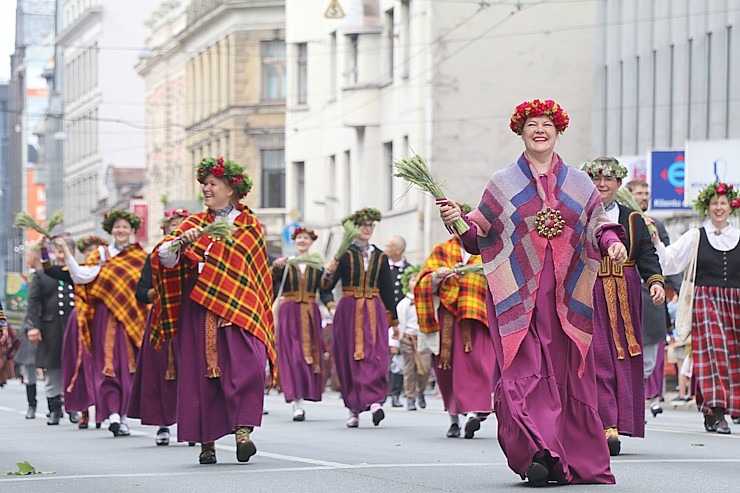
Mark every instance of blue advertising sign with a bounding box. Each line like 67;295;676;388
650;150;689;209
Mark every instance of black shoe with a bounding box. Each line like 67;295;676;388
95;422;101;429
446;423;461;438
109;422;120;437
189;442;196;447
68;411;80;424
704;414;718;432
25;405;36;420
47;396;63;426
391;395;402;407
607;436;621;456
78;411;89;429
650;402;663;417
464;416;480;439
372;407;385;426
525;460;549;487
417;393;426;409
199;443;217;465
716;421;732;435
236;427;257;462
155;427;170;446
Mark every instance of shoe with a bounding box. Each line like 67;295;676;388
407;400;417;411
95;422;101;429
78;411;89;429
108;422;120;437
156;427;170;446
372;406;385;426
262;409;269;415
605;428;620;456
199;442;217;464
733;417;740;425
189;442;196;447
68;411;80;424
716;421;732;435
671;396;685;404
525;460;549;487
704;414;718;432
446;423;461;438
417;393;426;409
116;422;131;437
464;416;481;439
650;402;663;417
391;395;402;407
346;414;359;428
235;427;257;462
47;396;63;426
293;409;306;422
25;405;36;420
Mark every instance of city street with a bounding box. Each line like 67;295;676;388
1;380;738;492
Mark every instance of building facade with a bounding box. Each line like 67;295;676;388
285;0;598;259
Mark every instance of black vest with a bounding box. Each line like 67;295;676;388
695;228;740;288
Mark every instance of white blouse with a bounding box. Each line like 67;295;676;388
655;221;740;276
65;244;124;285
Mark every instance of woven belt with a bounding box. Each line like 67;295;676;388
342;288;380;360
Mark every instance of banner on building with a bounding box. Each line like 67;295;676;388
131;200;148;245
5;272;29;312
648;150;689;210
684;140;740;207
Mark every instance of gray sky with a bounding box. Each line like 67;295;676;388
0;0;17;83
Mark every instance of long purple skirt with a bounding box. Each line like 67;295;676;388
491;246;615;484
89;302;138;423
61;311;95;412
433;314;494;415
176;277;267;444
332;296;389;414
128;310;178;427
277;300;324;403
645;341;665;399
593;267;645;437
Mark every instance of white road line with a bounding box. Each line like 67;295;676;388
646;425;740;440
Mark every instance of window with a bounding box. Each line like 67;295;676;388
261;40;286;101
261;149;285;208
634;55;640;154
343;150;351;214
294;161;305;219
297;43;308;105
401;0;410;78
669;44;675;146
706;32;712;139
384;141;394;210
329;32;337;99
385;8;394;79
687;38;693;139
346;34;358;85
726;26;732;138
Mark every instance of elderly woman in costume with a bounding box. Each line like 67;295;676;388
54;211;148;437
128;208;189;446
415;206;494;439
272;227;331;421
439;99;625;486
653;182;740;435
322;208;399;428
154;157;276;465
582;157;665;456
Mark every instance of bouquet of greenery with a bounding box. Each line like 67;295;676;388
168;220;234;252
453;263;484;276
393;154;470;234
333;220;360;260
287;253;324;270
14;210;64;239
615;187;658;236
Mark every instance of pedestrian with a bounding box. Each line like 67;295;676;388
439;99;623;485
653;181;740;435
322;208;399;428
384;235;410;407
271;227;331;422
153;157;276;465
415;221;493;439
583;158;665;456
24;239;78;425
15;247;43;420
54;209;149;437
128;208;189;446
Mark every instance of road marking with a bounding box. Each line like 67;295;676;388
646;425;740;440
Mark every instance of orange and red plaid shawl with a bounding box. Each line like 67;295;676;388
77;245;148;353
414;238;488;334
150;206;277;384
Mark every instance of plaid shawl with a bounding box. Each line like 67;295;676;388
415;238;488;333
150;206;277;384
78;245;148;352
468;153;614;376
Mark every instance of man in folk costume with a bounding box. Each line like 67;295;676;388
55;210;149;436
322;208;400;428
384;235;410;408
153;157;276;465
128;208;189;446
415;205;494;439
583;158;665;456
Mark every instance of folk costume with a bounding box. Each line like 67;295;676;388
0;302;12;387
462;142;619;483
415;238;493;438
321;208;399;427
153;157;275;464
388;255;410;408
64;211;148;435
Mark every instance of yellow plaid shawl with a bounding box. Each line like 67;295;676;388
414;238;488;334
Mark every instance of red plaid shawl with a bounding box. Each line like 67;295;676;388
77;245;148;352
415;238;488;333
150;206;277;384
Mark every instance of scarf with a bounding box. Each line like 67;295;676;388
468;153;615;376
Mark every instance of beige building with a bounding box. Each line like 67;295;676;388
285;0;599;260
180;0;286;251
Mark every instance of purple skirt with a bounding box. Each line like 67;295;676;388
276;300;324;403
89;302;138;423
175;277;267;444
433;315;494;415
61;311;95;412
645;341;665;399
491;247;615;484
127;309;178;426
332;296;389;414
592;267;645;438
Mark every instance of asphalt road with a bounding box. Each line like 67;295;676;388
1;380;738;492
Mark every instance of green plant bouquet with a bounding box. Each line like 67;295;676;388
615;187;658;236
333;220;360;260
14;210;64;239
287;253;324;270
168;220;235;252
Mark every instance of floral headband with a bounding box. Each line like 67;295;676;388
196;157;253;199
160;208;190;227
76;235;108;254
291;227;318;241
401;264;422;295
510;99;570;135
694;182;740;217
343;207;383;226
101;209;142;233
581;157;628;180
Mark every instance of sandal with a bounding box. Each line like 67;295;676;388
235;427;257;462
199;442;217;464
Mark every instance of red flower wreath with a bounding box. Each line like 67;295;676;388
509;99;570;135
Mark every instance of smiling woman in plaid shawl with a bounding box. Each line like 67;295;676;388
54;209;149;437
153;157;275;465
